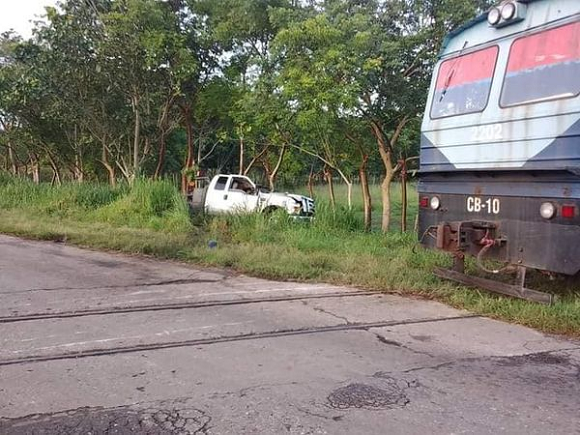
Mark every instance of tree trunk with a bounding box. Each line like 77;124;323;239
132;96;141;182
101;144;116;186
154;129;167;180
46;153;61;185
370;120;402;232
381;174;394;232
29;153;40;184
324;166;335;208
7;143;17;176
180;104;195;194
400;160;408;232
238;135;244;175
345;182;353;210
243;145;270;176
359;155;372;231
268;143;286;191
73;153;84;182
307;169;315;199
154;98;173;180
262;160;272;189
267;176;275;191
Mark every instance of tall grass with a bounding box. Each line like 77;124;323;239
197;196;580;335
0;177;191;233
0;177;124;212
93;179;192;232
0;173;578;337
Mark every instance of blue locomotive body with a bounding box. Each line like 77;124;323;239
418;0;580;276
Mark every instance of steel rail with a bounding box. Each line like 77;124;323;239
0;315;480;367
0;291;378;324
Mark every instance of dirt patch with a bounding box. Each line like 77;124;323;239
327;382;409;410
0;402;210;435
499;352;571;367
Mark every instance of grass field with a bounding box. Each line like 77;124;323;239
0;175;578;337
298;181;419;231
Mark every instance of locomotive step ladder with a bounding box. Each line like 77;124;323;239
434;257;556;305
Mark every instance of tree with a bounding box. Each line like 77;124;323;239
30;0;112;182
0;0;493;231
98;0;168;181
200;0;300;188
0;32;24;176
275;0;492;231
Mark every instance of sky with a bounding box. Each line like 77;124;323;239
0;0;58;38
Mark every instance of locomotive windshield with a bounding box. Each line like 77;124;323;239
430;46;498;119
501;20;580;107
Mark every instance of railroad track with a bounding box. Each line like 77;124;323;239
0;277;227;295
0;291;378;323
0;314;479;367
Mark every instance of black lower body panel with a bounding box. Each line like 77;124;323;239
418;173;580;275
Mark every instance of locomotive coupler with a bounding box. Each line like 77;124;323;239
435;221;505;253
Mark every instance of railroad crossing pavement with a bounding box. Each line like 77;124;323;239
0;235;579;434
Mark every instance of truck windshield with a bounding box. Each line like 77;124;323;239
431;46;498;119
501;20;580;107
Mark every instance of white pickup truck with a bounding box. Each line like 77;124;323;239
189;174;315;218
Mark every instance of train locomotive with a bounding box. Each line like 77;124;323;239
418;0;580;303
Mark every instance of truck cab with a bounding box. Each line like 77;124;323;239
191;174;315;218
205;175;261;214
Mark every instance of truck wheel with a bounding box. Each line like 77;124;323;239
263;206;280;215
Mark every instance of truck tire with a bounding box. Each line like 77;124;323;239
262;206;281;214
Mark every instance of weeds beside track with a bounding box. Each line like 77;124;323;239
0;175;578;337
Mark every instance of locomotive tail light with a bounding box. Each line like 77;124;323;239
420;197;429;208
488;7;501;26
561;205;576;219
501;2;516;20
540;202;556;220
430;196;441;210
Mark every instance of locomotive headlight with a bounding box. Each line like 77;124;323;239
430;196;441;210
540;202;556;220
501;2;517;20
488;7;501;26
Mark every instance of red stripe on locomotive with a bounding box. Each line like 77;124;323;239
435;46;498;90
507;21;580;73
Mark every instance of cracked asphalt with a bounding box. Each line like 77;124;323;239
0;235;579;434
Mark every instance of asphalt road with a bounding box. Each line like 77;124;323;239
0;234;579;435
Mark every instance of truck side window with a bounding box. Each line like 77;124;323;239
230;177;253;194
214;176;228;191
